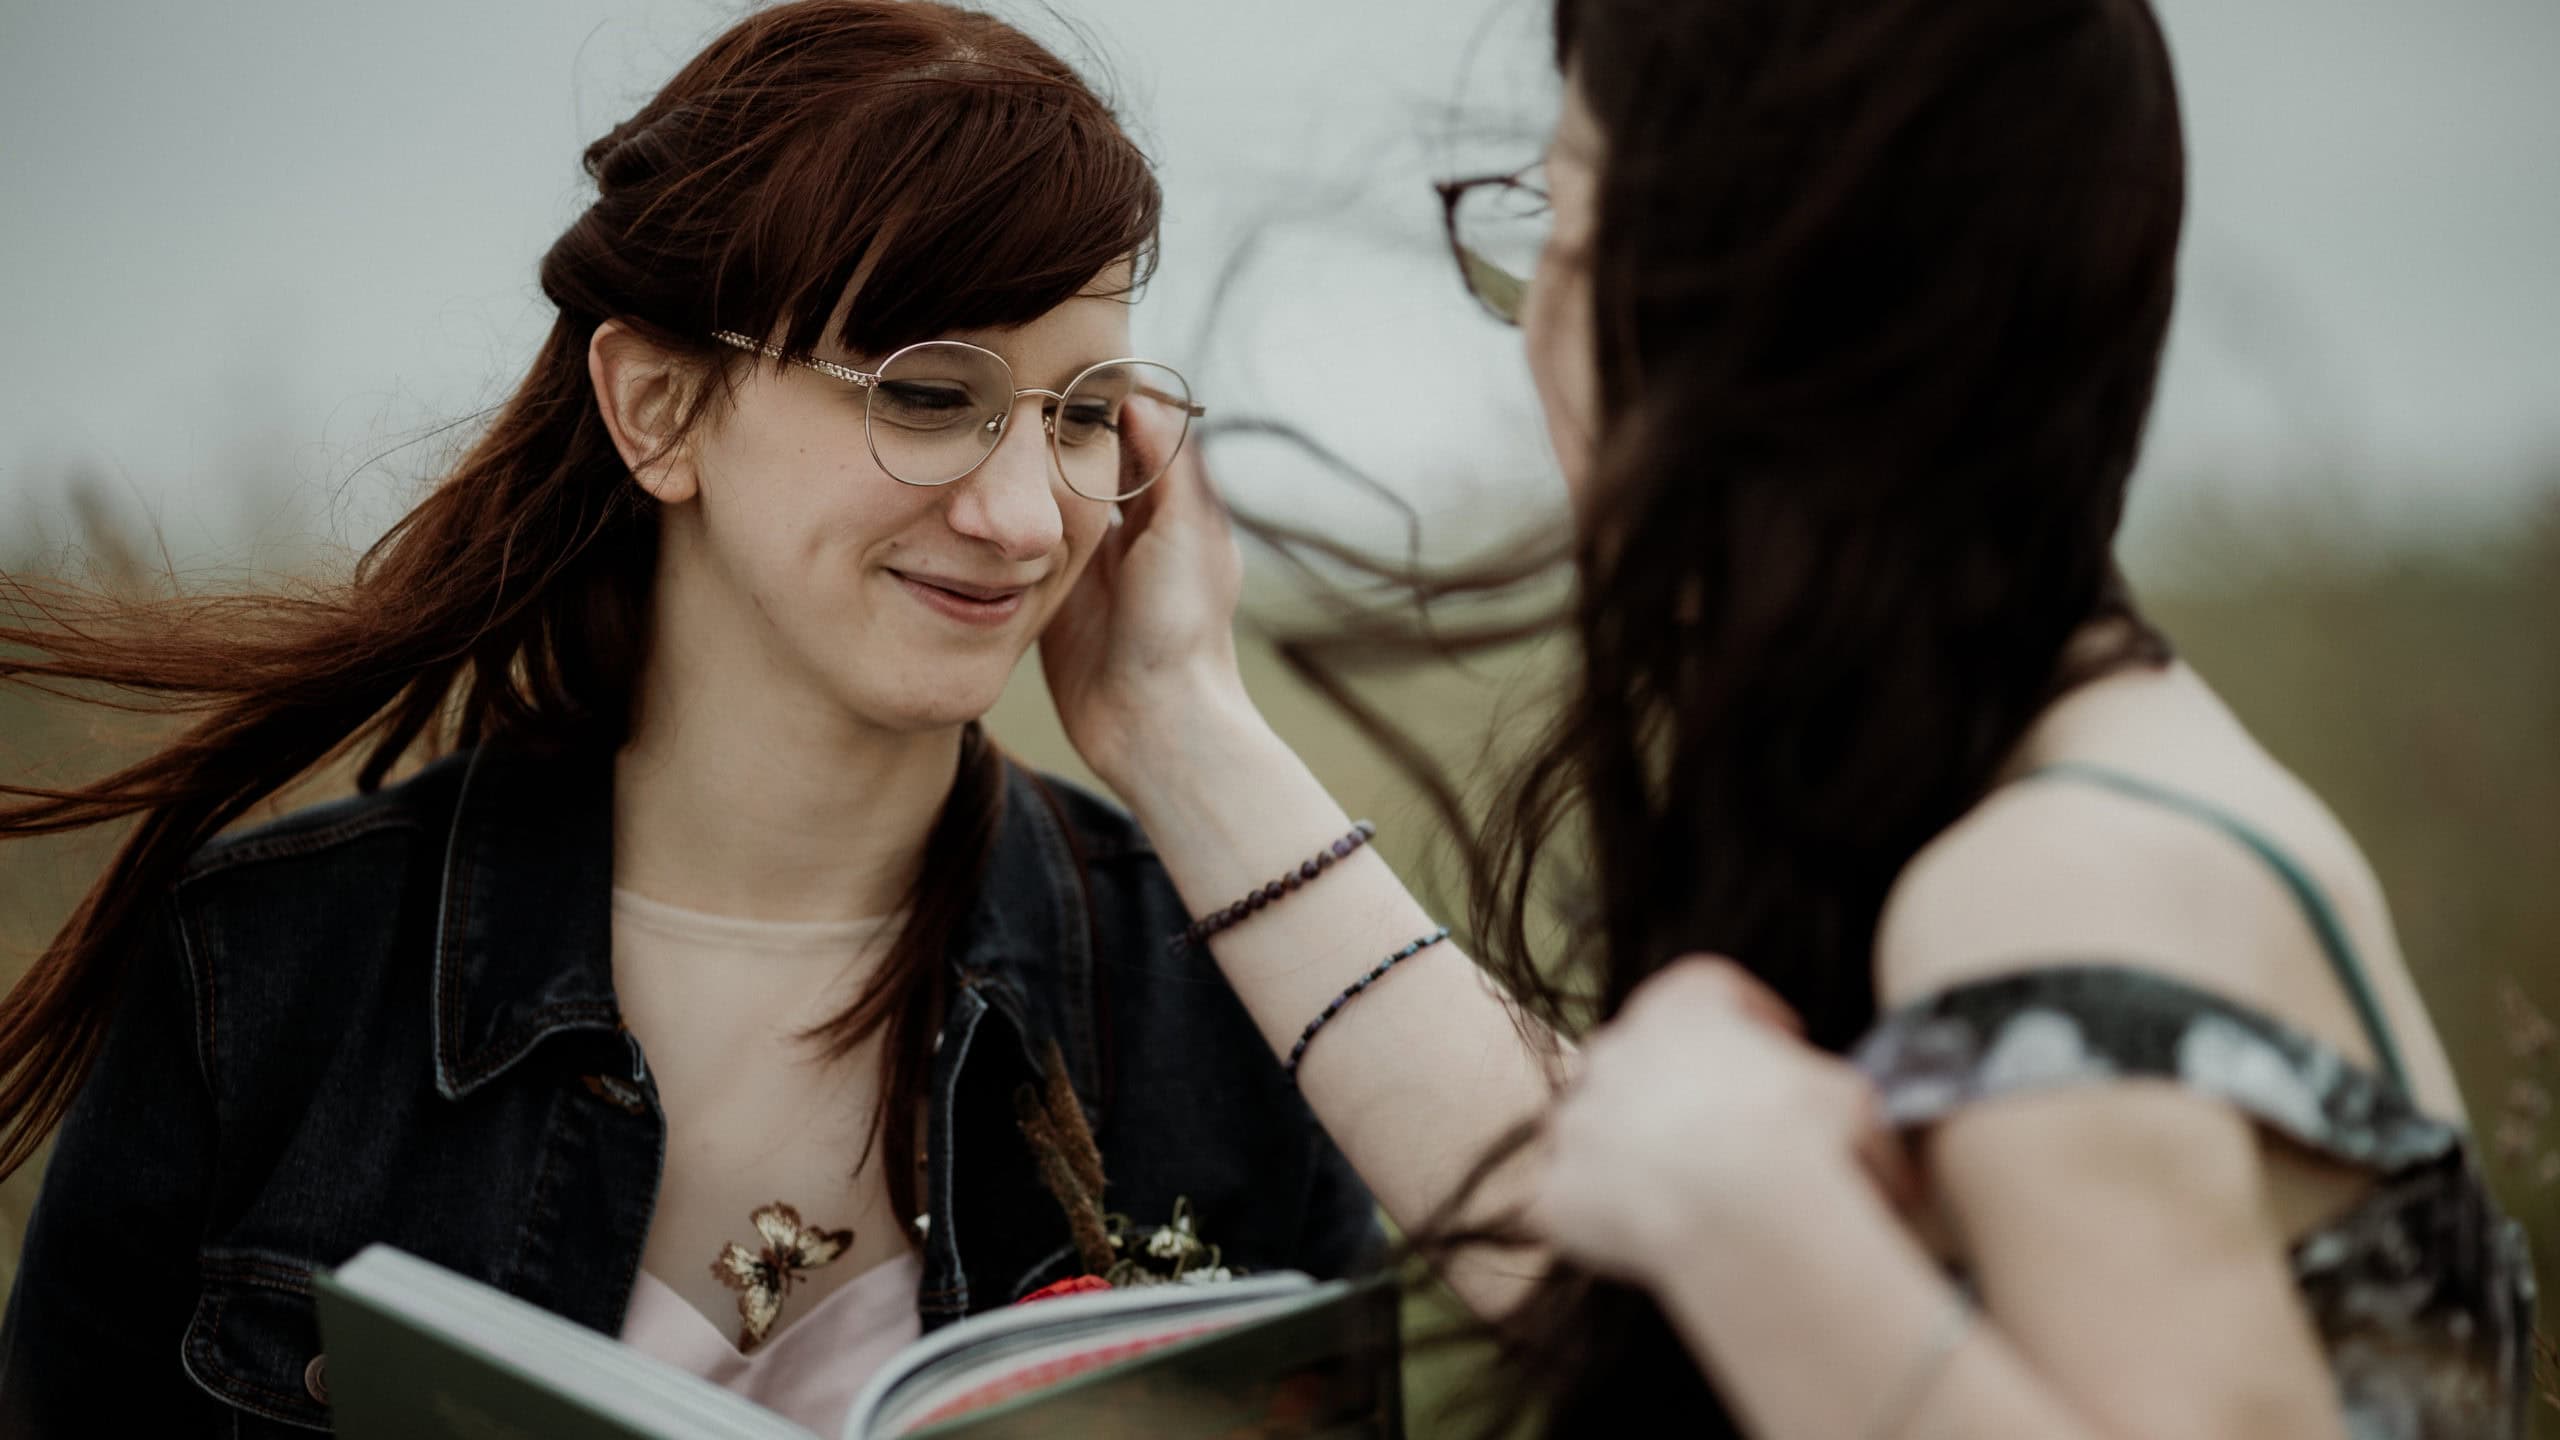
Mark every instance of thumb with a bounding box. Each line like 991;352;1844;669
1120;401;1226;535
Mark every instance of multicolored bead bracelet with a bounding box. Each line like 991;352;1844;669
1170;820;1378;957
1282;927;1454;1084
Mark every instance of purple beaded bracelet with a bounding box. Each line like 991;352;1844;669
1283;927;1453;1084
1170;820;1378;957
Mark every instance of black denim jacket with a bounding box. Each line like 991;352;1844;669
0;744;1378;1436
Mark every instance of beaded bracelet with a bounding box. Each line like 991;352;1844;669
1170;821;1378;957
1282;927;1452;1084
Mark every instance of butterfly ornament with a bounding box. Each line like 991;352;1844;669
710;1201;854;1353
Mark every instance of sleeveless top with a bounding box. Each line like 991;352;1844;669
1850;763;2539;1440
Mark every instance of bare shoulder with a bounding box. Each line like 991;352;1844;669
1880;778;2235;998
1870;660;2457;1105
1874;751;2390;1018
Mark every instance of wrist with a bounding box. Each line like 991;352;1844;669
1649;1180;1978;1440
1093;678;1291;814
1655;1152;1897;1299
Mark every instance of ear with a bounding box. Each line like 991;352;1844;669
588;320;700;504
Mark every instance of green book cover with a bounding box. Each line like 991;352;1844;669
314;1255;806;1440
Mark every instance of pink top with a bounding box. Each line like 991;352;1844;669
619;1252;924;1434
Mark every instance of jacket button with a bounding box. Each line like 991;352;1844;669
304;1352;331;1404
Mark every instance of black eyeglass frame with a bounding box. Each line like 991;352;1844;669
1434;163;1551;326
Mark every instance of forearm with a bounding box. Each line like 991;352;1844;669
1652;1181;2102;1440
1107;690;1564;1315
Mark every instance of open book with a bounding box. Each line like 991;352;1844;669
314;1245;1403;1440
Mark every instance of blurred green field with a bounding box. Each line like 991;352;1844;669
2;512;2553;1430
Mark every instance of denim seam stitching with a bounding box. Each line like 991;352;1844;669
180;1290;329;1430
453;1002;624;1088
1022;774;1105;1114
429;746;489;1097
198;1255;315;1298
505;1081;585;1296
169;895;225;1159
178;810;420;883
920;989;984;1318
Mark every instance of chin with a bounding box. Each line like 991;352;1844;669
840;672;1013;736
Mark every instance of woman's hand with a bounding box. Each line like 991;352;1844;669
1036;406;1568;1325
1041;401;1256;794
1531;957;1917;1287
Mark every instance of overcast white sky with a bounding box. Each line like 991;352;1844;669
3;0;2555;570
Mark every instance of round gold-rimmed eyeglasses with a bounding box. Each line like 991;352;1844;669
710;330;1207;502
1435;162;1551;327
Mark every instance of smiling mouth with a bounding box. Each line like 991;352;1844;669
889;570;1031;626
893;571;1026;602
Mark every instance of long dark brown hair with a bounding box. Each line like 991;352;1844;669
0;0;1161;1232
1257;0;2186;1432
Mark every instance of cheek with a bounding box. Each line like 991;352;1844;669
1050;501;1112;589
676;413;937;643
1524;251;1599;502
711;399;915;553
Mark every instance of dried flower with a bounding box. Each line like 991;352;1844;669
2502;981;2557;1062
2536;1329;2560;1418
2494;983;2560;1187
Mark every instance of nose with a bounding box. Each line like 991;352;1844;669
942;398;1066;563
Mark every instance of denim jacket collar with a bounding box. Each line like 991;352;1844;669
428;741;1101;1104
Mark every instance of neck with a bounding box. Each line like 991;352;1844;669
1997;614;2182;784
613;664;964;927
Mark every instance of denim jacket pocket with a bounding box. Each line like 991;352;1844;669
180;1250;332;1433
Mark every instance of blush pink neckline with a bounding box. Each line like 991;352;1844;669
620;1251;923;1432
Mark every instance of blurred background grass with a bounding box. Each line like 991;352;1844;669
2;495;2553;1430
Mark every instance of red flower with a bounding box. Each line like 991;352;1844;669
1016;1274;1114;1305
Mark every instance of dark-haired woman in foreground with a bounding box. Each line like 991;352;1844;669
1041;0;2536;1435
0;6;1393;1434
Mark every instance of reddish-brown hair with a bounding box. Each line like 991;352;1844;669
0;0;1161;1230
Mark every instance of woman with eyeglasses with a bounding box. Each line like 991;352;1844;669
1040;0;2536;1436
0;5;1387;1433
